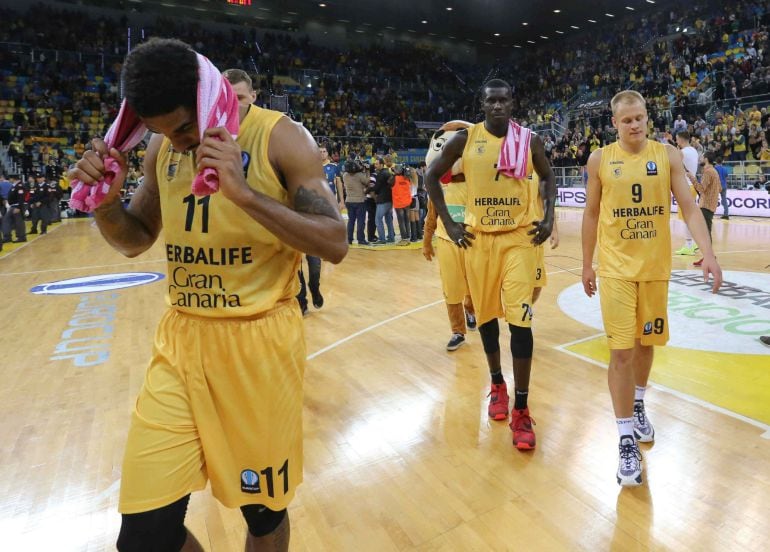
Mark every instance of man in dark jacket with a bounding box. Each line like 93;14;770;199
2;177;27;243
372;157;395;244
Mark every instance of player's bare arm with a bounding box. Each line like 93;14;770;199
529;134;556;245
71;132;164;258
666;144;723;292
581;149;603;297
197;118;347;263
424;130;474;247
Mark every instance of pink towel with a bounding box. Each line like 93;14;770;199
69;53;239;212
497;121;532;180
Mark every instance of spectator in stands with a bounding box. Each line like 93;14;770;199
673;114;688;133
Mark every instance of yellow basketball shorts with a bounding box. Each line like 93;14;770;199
436;237;470;304
464;231;537;327
534;245;547;288
599;277;670;350
119;301;306;514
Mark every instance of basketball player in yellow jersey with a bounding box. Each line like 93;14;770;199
426;79;556;451
582;90;721;487
70;38;347;551
422;177;477;350
529;169;559;304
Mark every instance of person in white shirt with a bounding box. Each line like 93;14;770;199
675;131;700;255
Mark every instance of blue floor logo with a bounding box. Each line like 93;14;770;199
31;272;165;295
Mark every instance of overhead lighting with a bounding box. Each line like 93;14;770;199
428;32;437;36
385;26;395;30
484;41;492;45
553;9;561;13
676;27;680;31
337;19;350;23
522;22;529;26
626;6;635;10
408;29;416;33
514;44;522;48
646;0;656;3
540;35;549;39
449;35;456;38
683;27;688;32
571;25;580;29
287;11;297;15
555;30;564;34
605;13;615;17
588;19;597;23
318;2;326;6
355;29;365;33
527;40;535;44
421;20;428;24
446;6;453;10
494;33;500;36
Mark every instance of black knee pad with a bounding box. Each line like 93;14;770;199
478;319;500;354
241;504;287;537
117;495;190;552
508;324;533;359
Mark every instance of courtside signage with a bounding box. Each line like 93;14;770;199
31;272;165;295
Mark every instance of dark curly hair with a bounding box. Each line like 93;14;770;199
122;37;198;118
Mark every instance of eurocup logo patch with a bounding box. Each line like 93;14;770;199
646;161;658;176
613;167;622;178
241;469;260;493
643;321;653;335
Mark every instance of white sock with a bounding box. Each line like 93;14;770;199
635;386;646;402
616;417;635;439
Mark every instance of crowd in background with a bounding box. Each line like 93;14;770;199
1;1;770;189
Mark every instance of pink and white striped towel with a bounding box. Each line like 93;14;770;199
497;121;532;180
69;52;240;212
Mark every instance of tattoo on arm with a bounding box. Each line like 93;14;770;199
294;186;341;219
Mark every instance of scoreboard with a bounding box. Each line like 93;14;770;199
226;0;251;5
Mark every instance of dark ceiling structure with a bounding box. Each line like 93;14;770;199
129;0;673;50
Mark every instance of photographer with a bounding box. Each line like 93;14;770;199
342;158;369;245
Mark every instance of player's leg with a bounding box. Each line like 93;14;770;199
118;311;209;548
117;495;203;552
501;243;538;449
600;278;643;486
479;318;507;419
193;304;306;549
306;255;323;309
295;268;308;315
463;294;477;331
632;280;670;443
464;233;507;418
437;238;469;351
242;505;289;552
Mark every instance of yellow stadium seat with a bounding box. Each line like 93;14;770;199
731;165;745;176
745;163;761;175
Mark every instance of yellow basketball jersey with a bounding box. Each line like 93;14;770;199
462;122;535;242
597;140;672;281
435;180;468;242
157;106;301;317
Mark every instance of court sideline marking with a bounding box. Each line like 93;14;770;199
555;334;770;439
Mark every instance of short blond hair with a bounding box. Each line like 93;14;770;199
611;90;646;115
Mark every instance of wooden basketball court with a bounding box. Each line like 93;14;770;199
1;209;769;551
